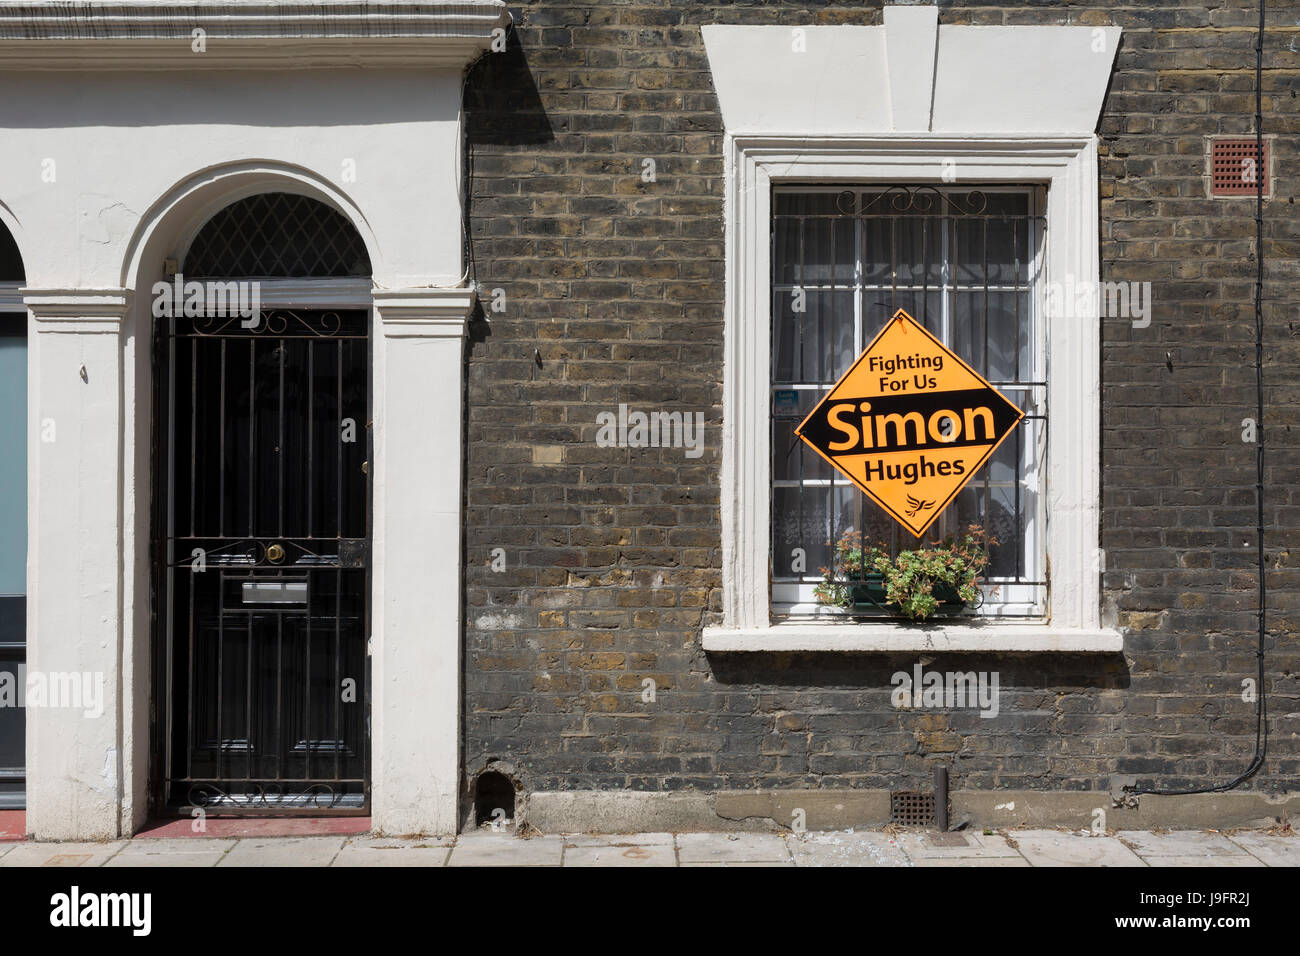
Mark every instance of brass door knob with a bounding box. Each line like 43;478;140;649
266;543;285;563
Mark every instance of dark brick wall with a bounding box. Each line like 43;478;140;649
461;1;1300;797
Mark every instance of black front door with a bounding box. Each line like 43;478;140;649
156;308;370;812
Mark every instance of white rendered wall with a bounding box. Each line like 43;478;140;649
370;290;473;836
4;66;472;839
0;69;465;290
24;294;128;841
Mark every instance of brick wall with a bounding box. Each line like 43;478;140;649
461;1;1300;797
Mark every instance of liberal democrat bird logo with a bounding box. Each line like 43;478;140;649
904;494;936;518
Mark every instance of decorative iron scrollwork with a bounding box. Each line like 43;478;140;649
836;186;989;217
167;538;351;570
186;782;341;811
192;309;345;337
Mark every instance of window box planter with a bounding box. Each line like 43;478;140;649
814;527;994;622
845;572;971;618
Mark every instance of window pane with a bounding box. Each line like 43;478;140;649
773;214;799;285
772;486;834;579
979;192;1030;216
952;290;985;376
770;186;1045;617
866;288;943;335
801;217;854;286
798;289;825;382
861;216;892;286
824;290;855;380
772;288;797;382
983;216;1022;286
953;217;986;286
771;288;855;385
985;291;1029;384
772;390;831;482
773;195;854;287
861;291;893;341
774;193;842;216
950;414;1042;583
891;213;945;289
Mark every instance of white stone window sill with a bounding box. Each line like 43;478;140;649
701;622;1123;653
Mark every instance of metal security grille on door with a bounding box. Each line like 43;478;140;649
156;308;370;812
771;186;1047;618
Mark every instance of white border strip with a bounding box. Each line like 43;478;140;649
703;624;1123;653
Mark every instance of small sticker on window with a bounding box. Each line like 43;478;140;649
773;389;800;417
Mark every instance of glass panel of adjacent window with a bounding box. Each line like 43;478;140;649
770;186;1047;619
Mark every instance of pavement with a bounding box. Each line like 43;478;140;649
0;826;1295;866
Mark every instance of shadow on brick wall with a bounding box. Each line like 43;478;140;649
707;652;1132;696
465;26;553;147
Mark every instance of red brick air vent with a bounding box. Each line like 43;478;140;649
1209;138;1270;198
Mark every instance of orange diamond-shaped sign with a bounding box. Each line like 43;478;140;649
795;309;1024;537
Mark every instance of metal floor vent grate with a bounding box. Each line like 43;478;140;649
890;790;936;827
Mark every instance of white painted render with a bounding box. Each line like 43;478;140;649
5;0;509;840
703;10;1123;650
4;69;466;290
702;12;1121;136
702;623;1124;654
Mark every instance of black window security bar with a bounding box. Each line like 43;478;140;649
770;185;1048;618
184;193;371;279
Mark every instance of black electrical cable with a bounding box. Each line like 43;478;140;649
1127;0;1269;797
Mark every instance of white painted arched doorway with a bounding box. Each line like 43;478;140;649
152;191;374;814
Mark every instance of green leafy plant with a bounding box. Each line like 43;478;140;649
814;524;996;621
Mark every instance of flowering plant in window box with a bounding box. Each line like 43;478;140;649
813;525;995;621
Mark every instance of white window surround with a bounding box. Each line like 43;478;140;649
701;11;1124;653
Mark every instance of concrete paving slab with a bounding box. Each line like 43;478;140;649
562;832;675;847
106;839;235;867
1143;855;1265;867
447;833;564;867
0;827;1285;867
911;857;1031;867
0;842;126;867
680;859;794;867
1117;830;1249;858
675;832;791;864
564;844;677;866
788;830;912;867
1226;832;1300;867
894;830;1021;860
217;837;345;867
1011;830;1147;867
332;838;452;867
345;836;453;848
105;852;226;868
